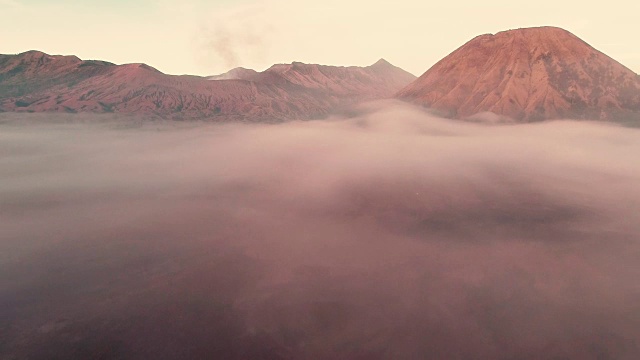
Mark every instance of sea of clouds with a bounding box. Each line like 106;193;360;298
1;101;639;359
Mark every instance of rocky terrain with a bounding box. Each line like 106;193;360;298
0;51;415;121
4;27;639;123
397;27;640;122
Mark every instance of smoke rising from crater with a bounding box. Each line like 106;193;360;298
198;4;271;70
1;102;640;359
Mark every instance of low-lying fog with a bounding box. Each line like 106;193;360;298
1;102;640;359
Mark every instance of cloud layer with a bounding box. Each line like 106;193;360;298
1;102;640;359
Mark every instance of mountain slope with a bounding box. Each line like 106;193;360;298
211;59;416;98
0;51;415;121
397;27;640;121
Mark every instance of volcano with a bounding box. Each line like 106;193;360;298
397;27;640;122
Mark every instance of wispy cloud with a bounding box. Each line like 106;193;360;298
194;2;274;71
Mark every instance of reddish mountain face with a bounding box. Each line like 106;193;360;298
0;51;415;121
210;59;416;98
397;27;640;122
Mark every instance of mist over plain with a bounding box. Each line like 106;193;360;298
1;101;640;359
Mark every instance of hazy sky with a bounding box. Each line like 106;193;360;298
2;0;639;76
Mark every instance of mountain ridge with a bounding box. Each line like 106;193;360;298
0;51;416;121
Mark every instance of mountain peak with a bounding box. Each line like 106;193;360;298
368;58;416;80
397;27;640;122
17;50;81;62
208;67;259;81
371;58;392;67
19;50;49;57
495;26;572;36
119;63;162;74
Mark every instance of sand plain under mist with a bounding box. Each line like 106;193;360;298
1;101;640;359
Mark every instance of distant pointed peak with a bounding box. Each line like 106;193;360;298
371;58;393;68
